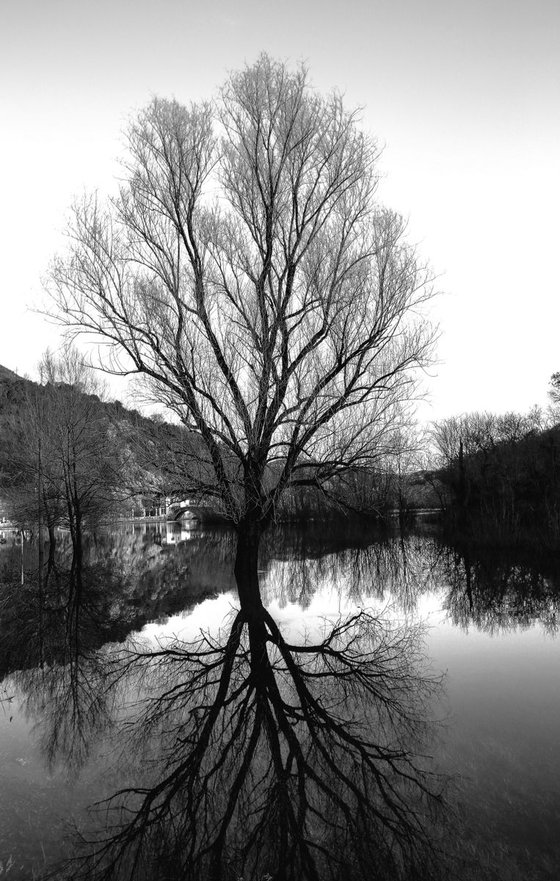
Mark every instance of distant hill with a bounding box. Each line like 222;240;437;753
0;364;30;407
0;362;206;508
0;365;19;382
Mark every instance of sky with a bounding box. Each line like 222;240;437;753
1;0;559;422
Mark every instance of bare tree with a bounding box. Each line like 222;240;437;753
1;348;125;583
48;55;436;603
431;410;546;472
549;373;560;408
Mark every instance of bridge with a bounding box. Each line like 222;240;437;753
166;500;222;522
167;505;207;522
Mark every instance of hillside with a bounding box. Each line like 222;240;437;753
0;365;19;382
0;363;205;515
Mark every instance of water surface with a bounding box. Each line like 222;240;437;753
1;522;559;878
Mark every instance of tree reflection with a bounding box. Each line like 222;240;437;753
16;643;115;776
10;523;560;880
260;528;443;615
440;543;560;634
4;560;122;775
0;529;455;880
53;602;445;881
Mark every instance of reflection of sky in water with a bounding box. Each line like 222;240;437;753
138;583;436;646
139;592;239;643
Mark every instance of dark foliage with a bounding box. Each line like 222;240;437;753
433;412;560;547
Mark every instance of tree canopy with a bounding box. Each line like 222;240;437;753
49;55;435;534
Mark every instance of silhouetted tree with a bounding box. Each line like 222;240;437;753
1;348;126;581
48;55;436;602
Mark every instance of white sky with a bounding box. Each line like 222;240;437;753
1;0;559;421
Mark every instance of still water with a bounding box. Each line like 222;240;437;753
1;521;560;879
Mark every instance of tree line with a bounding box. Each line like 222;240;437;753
431;402;560;547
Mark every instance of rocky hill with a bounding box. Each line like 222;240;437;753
0;362;204;511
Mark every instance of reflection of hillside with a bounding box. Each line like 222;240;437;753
0;527;237;679
86;526;237;618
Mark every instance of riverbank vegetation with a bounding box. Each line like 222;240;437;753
431;405;560;550
3;357;560;556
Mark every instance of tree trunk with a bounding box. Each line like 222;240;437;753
234;519;276;687
234;522;264;616
74;511;84;596
47;524;56;573
458;439;469;529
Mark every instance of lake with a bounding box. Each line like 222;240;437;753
1;520;560;879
